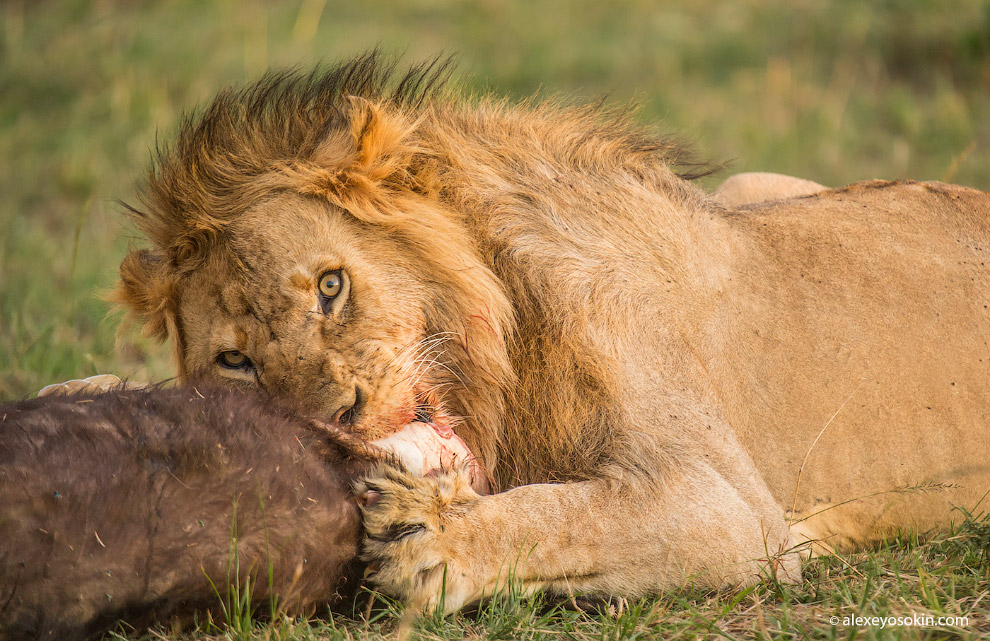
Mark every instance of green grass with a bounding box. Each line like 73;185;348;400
101;511;990;640
2;1;989;638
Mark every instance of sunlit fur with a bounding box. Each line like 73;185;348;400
114;53;990;610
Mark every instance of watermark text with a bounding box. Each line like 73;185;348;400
828;613;969;628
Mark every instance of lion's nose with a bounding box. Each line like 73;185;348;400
332;384;365;427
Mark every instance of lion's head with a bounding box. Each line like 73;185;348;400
114;53;708;489
113;54;515;484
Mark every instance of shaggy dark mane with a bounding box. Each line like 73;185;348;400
191;50;455;160
126;52;711;271
127;52;453;263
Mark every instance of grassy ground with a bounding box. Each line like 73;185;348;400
2;1;989;639
100;513;990;640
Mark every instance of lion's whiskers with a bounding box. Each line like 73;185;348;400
391;333;467;408
387;332;456;372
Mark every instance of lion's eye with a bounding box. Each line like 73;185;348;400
217;350;252;370
317;269;348;315
319;270;342;298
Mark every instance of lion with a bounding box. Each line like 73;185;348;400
94;53;988;613
713;171;826;206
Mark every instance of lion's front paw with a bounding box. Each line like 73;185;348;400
356;463;483;613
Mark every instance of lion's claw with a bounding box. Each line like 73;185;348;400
356;463;482;613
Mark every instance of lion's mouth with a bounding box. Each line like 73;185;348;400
369;405;490;495
413;403;434;424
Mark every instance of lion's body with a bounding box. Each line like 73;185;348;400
112;55;990;611
706;180;990;547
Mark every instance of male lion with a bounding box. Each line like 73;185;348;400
102;54;988;613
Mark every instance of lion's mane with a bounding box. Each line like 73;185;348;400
115;53;714;488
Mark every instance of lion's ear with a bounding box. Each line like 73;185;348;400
342;95;401;164
110;249;187;375
338;94;419;185
112;249;173;340
280;96;420;206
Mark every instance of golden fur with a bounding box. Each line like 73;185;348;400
112;54;990;612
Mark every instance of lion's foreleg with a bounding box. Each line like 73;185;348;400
358;462;800;614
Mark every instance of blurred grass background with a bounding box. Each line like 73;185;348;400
1;0;988;399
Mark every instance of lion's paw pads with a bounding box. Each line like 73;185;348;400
355;463;479;610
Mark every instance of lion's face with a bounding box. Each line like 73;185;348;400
114;66;517;483
177;192;435;438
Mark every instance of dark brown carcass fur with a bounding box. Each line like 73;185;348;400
0;385;375;640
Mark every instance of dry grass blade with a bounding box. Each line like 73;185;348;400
788;379;866;525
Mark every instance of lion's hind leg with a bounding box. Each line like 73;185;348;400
714;172;826;206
